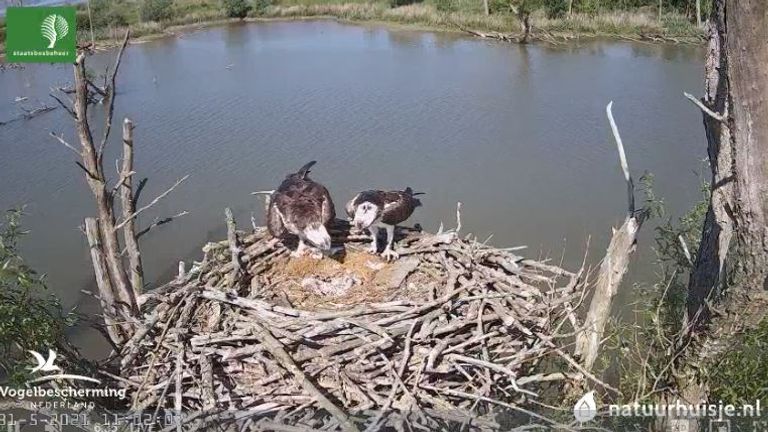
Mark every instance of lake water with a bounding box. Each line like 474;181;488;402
0;20;706;354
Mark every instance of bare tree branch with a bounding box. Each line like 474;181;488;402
114;175;189;232
97;30;130;163
136;211;190;239
49;93;76;118
683;91;724;122
606;101;635;215
49;132;80;156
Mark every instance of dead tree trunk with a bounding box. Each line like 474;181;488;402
519;10;531;43
51;32;187;347
483;0;489;15
72;50;138;317
85;217;125;344
575;102;646;371
120;118;144;295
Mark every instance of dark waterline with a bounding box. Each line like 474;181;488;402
0;20;706;357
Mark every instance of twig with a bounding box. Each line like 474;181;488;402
49;132;80;156
114;175;189;231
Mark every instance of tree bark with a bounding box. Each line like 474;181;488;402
120;118;144;297
680;0;768;407
575;102;646;371
73;54;138;317
686;1;733;331
483;0;489;16
728;0;768;304
85;217;125;345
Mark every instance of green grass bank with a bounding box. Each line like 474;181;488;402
0;0;706;56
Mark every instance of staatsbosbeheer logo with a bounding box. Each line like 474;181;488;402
6;6;76;63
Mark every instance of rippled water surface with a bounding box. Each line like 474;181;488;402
0;20;706;352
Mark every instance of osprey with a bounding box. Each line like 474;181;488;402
267;161;335;259
345;188;423;261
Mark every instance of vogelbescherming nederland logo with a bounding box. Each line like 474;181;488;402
6;6;76;63
26;349;101;385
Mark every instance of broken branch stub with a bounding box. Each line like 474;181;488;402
575;102;646;372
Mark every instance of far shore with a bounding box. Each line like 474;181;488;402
0;4;706;59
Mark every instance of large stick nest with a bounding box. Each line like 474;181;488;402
116;215;591;431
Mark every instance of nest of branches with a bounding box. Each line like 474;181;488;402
115;211;593;431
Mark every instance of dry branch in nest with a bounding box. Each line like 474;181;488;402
116;211;593;431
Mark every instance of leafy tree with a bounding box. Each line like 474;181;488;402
89;0;131;28
543;0;568;17
223;0;252;18
140;0;174;22
0;209;76;385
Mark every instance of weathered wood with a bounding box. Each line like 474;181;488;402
85;217;124;345
225;208;244;287
249;317;360;432
575;102;645;371
73;52;138;317
679;0;768;411
685;2;734;331
120;118;144;297
118;220;589;431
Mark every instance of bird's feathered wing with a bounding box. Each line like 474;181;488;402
348;189;422;225
380;189;421;225
267;162;335;238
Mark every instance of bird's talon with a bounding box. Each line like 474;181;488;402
309;249;324;260
381;249;399;262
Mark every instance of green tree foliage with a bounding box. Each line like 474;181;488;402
140;0;174;22
0;209;76;385
609;173;768;405
710;318;768;403
223;0;252;18
543;0;568;17
89;0;132;28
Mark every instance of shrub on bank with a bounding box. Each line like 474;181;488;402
141;0;175;22
0;209;76;385
90;0;134;28
223;0;253;17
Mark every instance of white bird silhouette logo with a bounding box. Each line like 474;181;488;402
28;349;61;373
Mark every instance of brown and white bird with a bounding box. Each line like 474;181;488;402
346;188;423;261
267;161;335;259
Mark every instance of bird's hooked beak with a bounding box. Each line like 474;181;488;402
303;223;332;251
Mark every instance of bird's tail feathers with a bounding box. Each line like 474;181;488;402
404;187;425;196
296;161;317;179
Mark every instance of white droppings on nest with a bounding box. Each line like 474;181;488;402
365;260;386;271
301;274;361;296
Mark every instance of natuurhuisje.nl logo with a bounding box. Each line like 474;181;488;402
6;6;76;63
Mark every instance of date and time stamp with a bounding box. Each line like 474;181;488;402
0;412;187;432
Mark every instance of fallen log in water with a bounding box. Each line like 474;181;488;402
111;211;599;431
